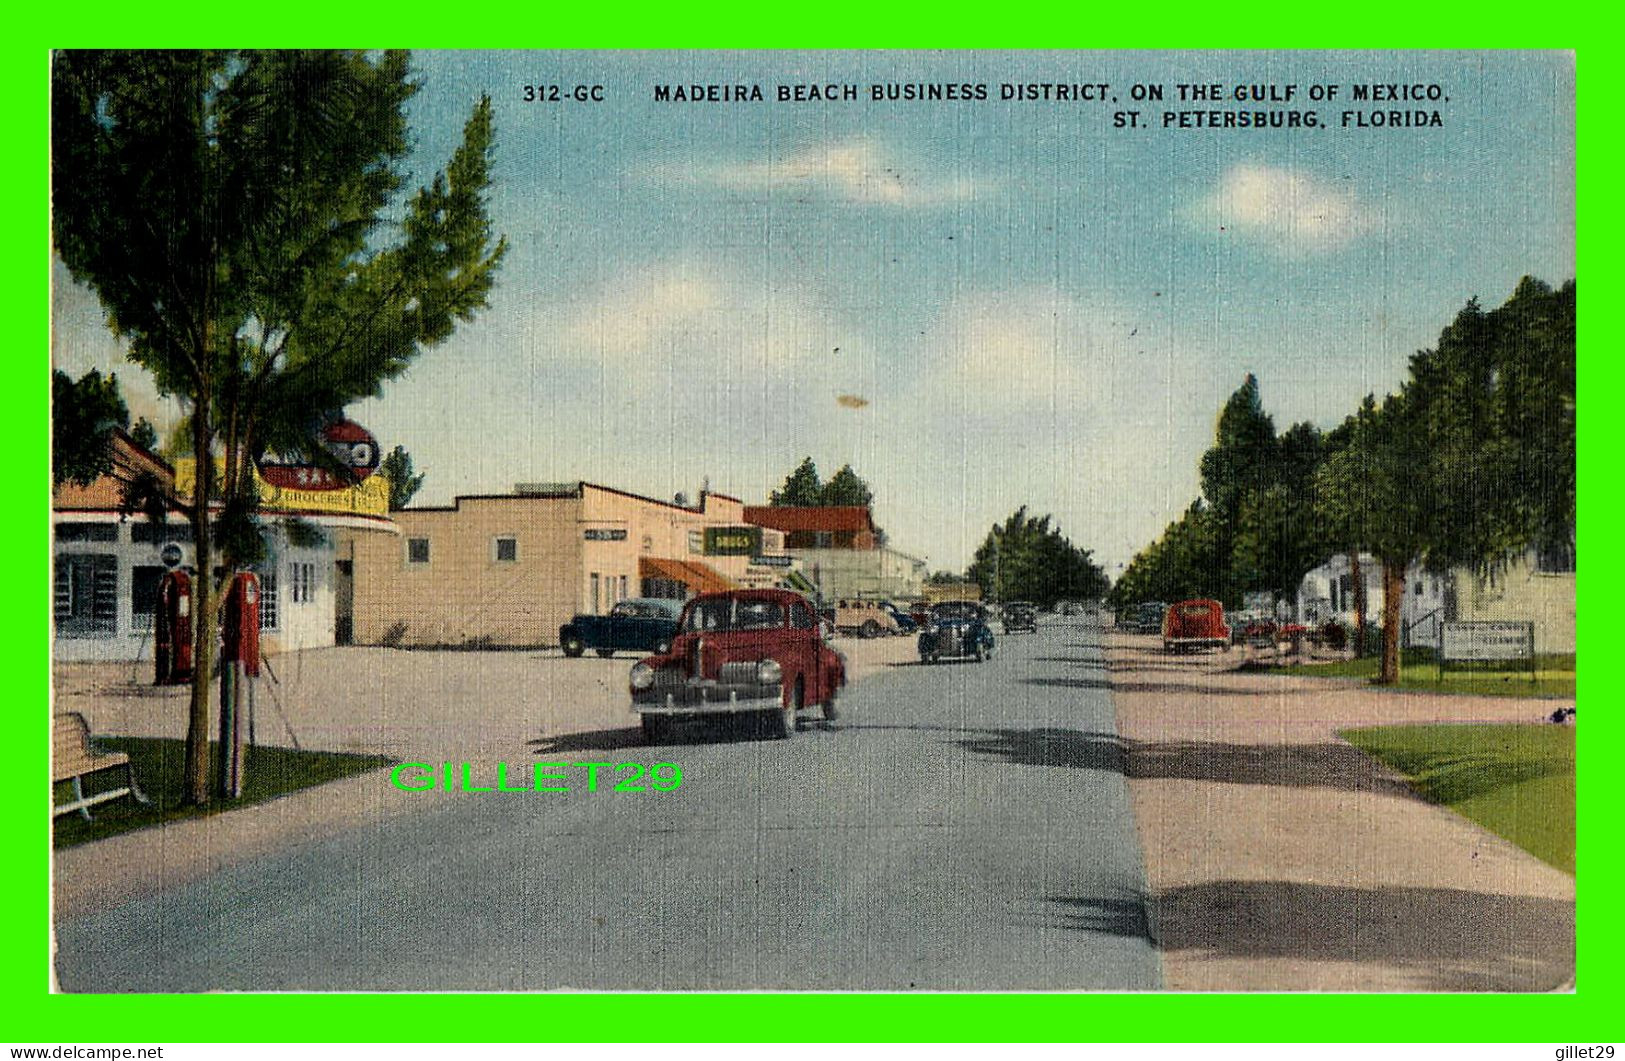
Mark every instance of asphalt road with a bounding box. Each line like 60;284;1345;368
55;619;1162;991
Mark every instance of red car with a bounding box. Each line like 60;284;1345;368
629;589;846;743
1162;599;1231;652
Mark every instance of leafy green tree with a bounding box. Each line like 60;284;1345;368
769;457;824;506
379;445;426;511
129;417;159;453
52;50;507;805
52;368;128;487
967;506;1108;607
820;464;874;507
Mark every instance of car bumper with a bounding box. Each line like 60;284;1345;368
632;679;781;714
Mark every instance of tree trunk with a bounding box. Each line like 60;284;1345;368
185;403;214;806
1349;553;1368;657
1377;559;1406;685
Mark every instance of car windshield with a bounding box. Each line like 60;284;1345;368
930;602;982;621
682;598;786;632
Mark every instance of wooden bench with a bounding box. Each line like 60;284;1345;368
52;712;149;820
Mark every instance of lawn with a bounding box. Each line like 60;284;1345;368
53;737;395;848
1340;723;1575;873
1270;650;1576;699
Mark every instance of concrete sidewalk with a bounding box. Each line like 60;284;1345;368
1106;630;1575;991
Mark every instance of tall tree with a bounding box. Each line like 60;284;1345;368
968;506;1109;607
52;368;129;487
769;457;824;506
379;445;426;511
53;50;507;804
820;464;874;507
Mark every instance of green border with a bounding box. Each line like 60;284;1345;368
12;14;1611;1044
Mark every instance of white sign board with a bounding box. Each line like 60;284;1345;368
1439;620;1534;662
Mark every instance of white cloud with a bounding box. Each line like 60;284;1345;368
1188;163;1374;254
563;266;724;357
657;136;987;207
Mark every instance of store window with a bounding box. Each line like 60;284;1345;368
590;573;600;614
619;575;628;601
260;570;280;631
55;522;118;543
54;554;118;636
406;537;431;565
289;562;316;604
494;536;519;563
131;565;165;624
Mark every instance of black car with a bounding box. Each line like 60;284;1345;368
559;598;682;658
1001;601;1038;634
918;601;996;663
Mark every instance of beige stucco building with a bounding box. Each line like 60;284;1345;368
352;482;806;648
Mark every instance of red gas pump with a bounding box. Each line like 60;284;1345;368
218;572;262;798
154;570;194;685
221;571;262;677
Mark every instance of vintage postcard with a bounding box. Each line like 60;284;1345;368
48;49;1575;994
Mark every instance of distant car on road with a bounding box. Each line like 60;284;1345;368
878;601;918;635
1162;599;1231;652
834;599;899;638
919;600;996;663
1121;601;1168;635
1001;601;1038;634
630;589;845;742
560;598;682;658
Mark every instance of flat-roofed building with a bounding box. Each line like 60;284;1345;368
352;483;807;649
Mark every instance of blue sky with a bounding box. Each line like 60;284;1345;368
51;50;1575;575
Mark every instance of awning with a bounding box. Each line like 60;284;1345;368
639;556;740;596
784;569;817;596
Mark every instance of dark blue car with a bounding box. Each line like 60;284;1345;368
918;601;996;663
879;601;918;635
560;598;682;658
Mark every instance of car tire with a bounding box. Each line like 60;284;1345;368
861;620;881;639
641;715;665;743
975;643;989;663
596;649;615;658
769;679;801;740
822;690;839;722
561;636;585;658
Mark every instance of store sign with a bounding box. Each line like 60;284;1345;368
175;458;390;518
704;526;761;556
584;528;628;541
1439;621;1534;662
751;554;793;567
256;419;381;491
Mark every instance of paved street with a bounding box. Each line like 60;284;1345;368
55;619;1162;992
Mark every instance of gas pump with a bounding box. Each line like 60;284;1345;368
154;570;194;685
218;572;262;798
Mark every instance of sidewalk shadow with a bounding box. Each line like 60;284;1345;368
1130;879;1574;991
954;727;1417;798
1021;676;1303;698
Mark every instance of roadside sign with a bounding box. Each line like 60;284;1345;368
704;525;761;556
1438;620;1536;681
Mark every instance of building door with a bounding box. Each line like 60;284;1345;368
334;559;354;645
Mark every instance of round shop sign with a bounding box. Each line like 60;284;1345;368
161;543;183;568
256;419;381;491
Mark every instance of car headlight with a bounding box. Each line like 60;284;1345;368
629;663;655;691
756;659;782;684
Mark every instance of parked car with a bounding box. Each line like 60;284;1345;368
629;589;845;742
1121;601;1168;634
834;598;899;638
919;600;996;663
1162;599;1231;652
1001;601;1038;633
878;601;918;635
560;597;682;658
